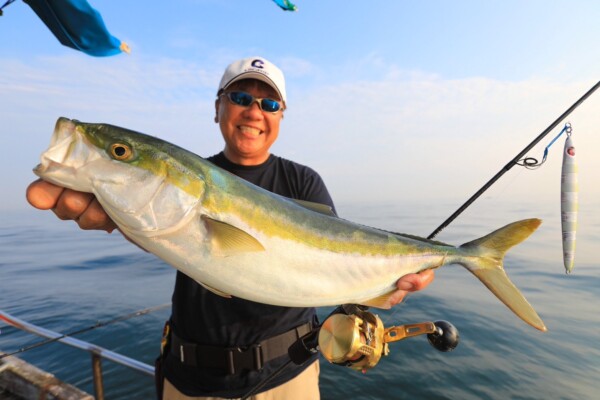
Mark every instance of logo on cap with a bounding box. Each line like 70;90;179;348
251;59;265;69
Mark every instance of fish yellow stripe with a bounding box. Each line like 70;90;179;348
33;117;547;331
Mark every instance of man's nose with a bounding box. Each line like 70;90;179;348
244;100;264;117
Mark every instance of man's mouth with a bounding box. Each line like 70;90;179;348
239;126;262;137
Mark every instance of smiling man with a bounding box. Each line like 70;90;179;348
216;58;284;166
26;56;434;399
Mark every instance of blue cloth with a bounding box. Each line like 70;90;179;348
24;0;127;56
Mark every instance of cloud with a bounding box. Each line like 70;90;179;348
0;54;219;136
281;73;599;205
1;54;598;211
279;57;317;78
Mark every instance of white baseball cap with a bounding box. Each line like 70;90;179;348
218;56;287;105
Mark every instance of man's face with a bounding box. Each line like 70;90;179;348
215;79;284;165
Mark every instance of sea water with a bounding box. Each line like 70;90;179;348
1;199;599;399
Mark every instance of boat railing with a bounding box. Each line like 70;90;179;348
0;310;154;400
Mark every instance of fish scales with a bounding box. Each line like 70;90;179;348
33;117;547;331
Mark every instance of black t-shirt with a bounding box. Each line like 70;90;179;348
163;152;336;397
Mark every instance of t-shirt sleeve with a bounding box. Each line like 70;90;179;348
299;167;337;216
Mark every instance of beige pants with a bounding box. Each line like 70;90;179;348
163;361;320;400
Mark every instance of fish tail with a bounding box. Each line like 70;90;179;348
459;219;547;332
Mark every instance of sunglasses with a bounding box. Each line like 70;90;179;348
223;91;283;113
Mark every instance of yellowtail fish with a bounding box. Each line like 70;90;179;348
33;118;547;331
561;134;578;273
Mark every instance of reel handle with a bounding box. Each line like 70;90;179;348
427;320;460;352
383;322;437;343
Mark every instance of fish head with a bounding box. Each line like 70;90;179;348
34;117;204;233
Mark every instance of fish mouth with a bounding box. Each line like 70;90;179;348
34;118;78;176
33;117;76;177
33;117;98;189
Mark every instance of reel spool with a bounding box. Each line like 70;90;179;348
318;308;459;372
318;312;386;371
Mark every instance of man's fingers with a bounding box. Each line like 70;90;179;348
409;269;435;291
53;189;94;221
26;179;116;232
397;270;435;292
388;270;437;307
77;198;117;232
26;179;65;210
388;290;408;306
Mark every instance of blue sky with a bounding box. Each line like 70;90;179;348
1;0;599;211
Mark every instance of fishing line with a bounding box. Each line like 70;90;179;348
381;295;410;327
0;303;170;360
428;80;600;239
516;123;572;169
488;162;526;200
241;359;294;400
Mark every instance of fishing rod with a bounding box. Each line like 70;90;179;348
239;82;600;400
0;303;170;359
427;79;600;240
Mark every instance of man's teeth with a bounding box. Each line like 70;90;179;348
240;126;261;136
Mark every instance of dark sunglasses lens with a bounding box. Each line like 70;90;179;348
228;92;281;112
229;92;253;106
261;99;281;112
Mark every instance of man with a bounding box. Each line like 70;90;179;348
26;57;435;399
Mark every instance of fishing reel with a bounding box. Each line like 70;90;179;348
317;305;459;372
249;307;459;399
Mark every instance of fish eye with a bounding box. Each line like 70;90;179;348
110;143;133;160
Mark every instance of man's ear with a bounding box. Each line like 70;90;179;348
214;98;220;123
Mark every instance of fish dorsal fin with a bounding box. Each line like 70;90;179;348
292;199;336;216
358;291;395;309
202;215;265;257
196;280;232;298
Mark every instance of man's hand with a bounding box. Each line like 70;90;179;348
26;179;117;232
389;270;435;306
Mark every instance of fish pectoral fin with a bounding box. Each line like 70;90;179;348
358;291;396;309
202;215;265;257
292;199;336;216
196;280;232;298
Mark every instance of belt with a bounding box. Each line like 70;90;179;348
170;322;312;375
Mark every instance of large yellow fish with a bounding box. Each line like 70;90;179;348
34;118;547;331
